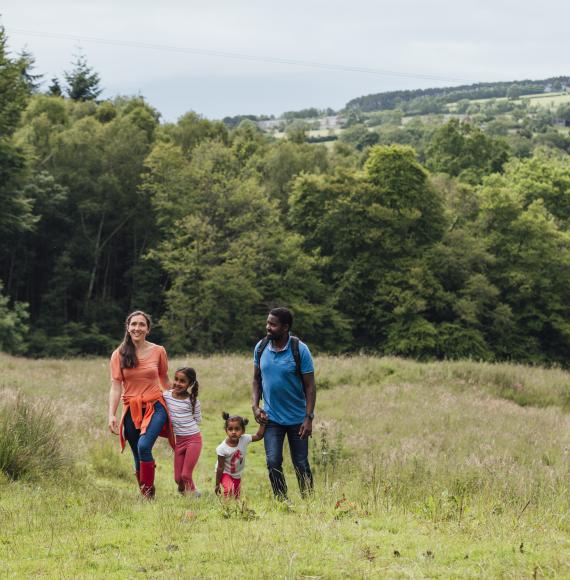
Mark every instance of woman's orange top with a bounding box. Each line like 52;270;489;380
110;343;175;451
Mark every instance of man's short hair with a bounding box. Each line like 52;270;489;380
269;307;293;330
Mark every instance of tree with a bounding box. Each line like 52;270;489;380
64;53;102;101
497;152;570;223
556;103;570;123
12;98;161;353
477;171;570;363
144;138;349;353
0;27;36;293
261;140;328;209
290;145;446;353
17;49;43;93
47;77;63;97
340;124;379;151
284;120;308;144
0;27;32;135
426;119;510;183
507;84;524;100
161;111;228;157
0;281;28;354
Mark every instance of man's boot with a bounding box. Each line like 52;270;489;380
139;461;156;499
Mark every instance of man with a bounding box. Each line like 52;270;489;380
252;307;316;499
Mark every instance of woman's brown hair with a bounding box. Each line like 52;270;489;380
119;310;151;369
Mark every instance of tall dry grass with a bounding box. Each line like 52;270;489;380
1;352;569;576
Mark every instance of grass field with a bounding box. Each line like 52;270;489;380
1;353;570;577
447;91;570;111
525;93;570;109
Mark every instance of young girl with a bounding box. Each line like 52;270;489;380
163;367;202;496
215;412;265;498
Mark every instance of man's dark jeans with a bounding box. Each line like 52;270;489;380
264;421;313;498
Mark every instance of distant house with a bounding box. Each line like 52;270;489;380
256;119;282;131
256;114;344;133
544;83;570;94
319;115;343;130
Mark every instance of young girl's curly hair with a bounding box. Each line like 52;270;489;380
222;412;249;429
176;367;199;414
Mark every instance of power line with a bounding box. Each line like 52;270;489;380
7;27;474;85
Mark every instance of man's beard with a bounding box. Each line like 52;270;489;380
267;331;285;341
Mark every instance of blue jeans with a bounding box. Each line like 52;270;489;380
264;421;313;498
123;402;167;471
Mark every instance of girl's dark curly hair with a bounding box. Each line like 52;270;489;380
222;412;249;429
176;367;199;414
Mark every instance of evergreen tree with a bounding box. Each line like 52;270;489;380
17;49;43;93
64;53;102;101
47;77;63;97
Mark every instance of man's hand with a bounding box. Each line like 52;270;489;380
298;417;313;439
253;407;268;424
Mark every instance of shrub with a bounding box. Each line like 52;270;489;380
0;390;68;481
0;281;29;355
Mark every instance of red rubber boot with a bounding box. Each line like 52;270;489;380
139;461;156;499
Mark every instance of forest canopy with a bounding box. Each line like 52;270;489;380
2;27;570;365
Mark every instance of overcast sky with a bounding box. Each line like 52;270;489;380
2;1;569;121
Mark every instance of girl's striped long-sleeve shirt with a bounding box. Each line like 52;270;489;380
162;390;202;436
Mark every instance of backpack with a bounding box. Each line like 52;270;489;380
256;335;304;399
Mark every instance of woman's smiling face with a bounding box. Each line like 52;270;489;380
127;314;149;343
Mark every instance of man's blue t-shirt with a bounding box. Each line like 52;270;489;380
253;336;314;425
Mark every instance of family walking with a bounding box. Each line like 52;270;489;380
107;307;316;500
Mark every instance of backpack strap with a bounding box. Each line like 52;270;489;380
290;336;302;378
290;336;306;392
256;337;270;366
257;335;306;397
256;337;270;400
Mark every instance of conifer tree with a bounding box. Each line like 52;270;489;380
47;77;63;97
64;53;102;101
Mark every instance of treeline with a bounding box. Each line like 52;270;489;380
2;29;570;364
346;76;570;112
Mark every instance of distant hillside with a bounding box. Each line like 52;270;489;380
346;76;570;112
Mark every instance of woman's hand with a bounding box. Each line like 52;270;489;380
108;380;122;435
108;416;119;435
214;484;221;495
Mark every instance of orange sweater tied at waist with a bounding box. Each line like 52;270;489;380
119;391;175;452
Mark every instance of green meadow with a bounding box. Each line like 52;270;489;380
1;353;570;578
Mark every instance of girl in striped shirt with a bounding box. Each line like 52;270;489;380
163;367;202;496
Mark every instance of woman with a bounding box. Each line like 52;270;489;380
108;310;174;498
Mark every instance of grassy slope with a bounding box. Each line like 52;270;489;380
1;353;569;577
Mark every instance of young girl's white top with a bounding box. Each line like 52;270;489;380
216;434;253;479
163;390;201;436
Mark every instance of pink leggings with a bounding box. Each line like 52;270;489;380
221;473;241;498
174;433;202;492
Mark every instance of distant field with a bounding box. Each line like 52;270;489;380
273;128;341;140
446;91;570;111
1;353;570;577
526;92;570;108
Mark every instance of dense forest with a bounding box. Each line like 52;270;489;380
1;27;570;364
346;76;570;112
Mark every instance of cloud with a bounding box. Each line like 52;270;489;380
2;0;569;118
